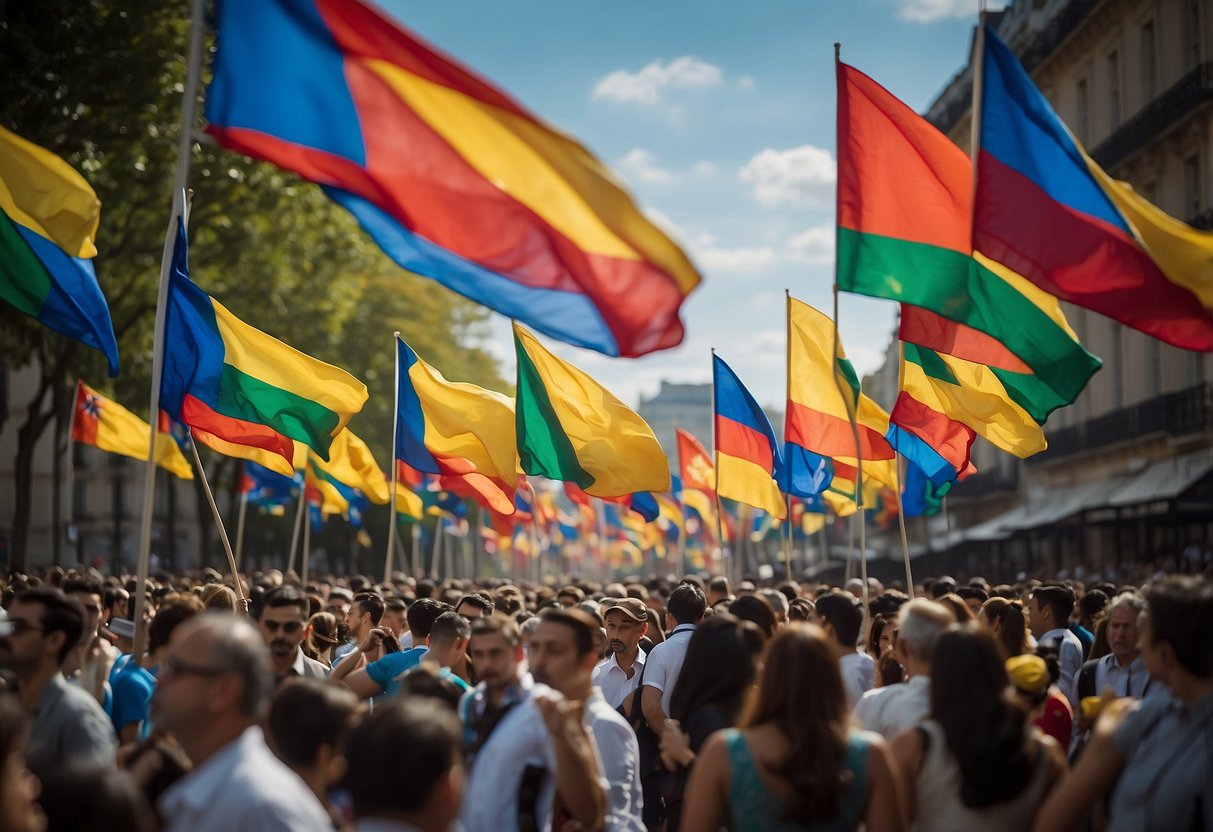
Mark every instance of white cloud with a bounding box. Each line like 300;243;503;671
697;244;780;274
895;0;998;23
617;149;675;185
643;208;687;244
692;161;717;176
736;75;756;91
740;145;836;207
592;56;723;104
786;224;835;264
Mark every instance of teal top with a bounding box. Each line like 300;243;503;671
724;728;870;832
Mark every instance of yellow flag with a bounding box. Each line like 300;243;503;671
71;382;192;480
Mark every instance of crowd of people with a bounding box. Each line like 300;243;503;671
0;564;1210;831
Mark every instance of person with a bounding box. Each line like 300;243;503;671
729;594;778;639
680;624;905;830
853;599;953;740
36;765;156;832
557;586;585;608
151;613;331;831
61;576;117;707
866;614;895;661
641;582;706;736
458;615;606;832
258;586;329;686
332;594;385;668
531;608;644;832
406;611;472;694
592;598;648;709
1073;592;1150;701
380;596;408;640
1027;585;1083;707
111;596;203;742
456;592;495;621
1034;576;1213;832
1071;589;1107;659
979;597;1029;659
891;624;1065;831
343;698;463;832
266;678;360;826
0;693;46;832
814;591;875;709
336;598;449;699
0;588;115;772
706;576;733;607
199;584;237;611
303;611;341;667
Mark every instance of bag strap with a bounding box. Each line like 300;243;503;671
625;659;650;728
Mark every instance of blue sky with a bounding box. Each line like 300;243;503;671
379;0;995;410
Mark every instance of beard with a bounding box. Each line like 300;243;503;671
609;640;627;654
270;639;295;656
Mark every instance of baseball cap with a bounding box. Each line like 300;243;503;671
1006;654;1048;695
602;598;648;623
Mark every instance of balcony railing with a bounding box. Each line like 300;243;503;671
1091;63;1213;170
1030;382;1213;464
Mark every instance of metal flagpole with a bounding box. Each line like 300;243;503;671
710;348;728;579
385;332;401;584
133;0;207;648
189;443;247;608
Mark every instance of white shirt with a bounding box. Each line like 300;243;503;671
852;675;931;740
159;726;330;832
584;690;645;832
1040;627;1084;708
642;624;696;716
592;648;646;710
839;652;876;711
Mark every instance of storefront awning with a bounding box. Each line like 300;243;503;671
1107;449;1213;507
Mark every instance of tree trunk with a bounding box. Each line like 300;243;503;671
11;381;54;573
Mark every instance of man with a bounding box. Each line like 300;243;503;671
814;591;874;709
380;596;408;639
61;576;118;706
0;587;115;772
460;615;606;832
706;576;732;608
152;614;331;831
758;589;790;627
104;585;130;624
258;586;328;686
456;592;495;621
344;698;464;832
593;598;648;709
332;593;385;668
324;588;353;622
557;586;585;608
532;608;643;832
1028;584;1084;707
410;611;472;694
853;599;952;738
641;582;706;735
1074;591;1151;701
336;598;450;698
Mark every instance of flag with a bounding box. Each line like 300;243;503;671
205;0;700;358
712;354;785;518
71;381;192;479
976;27;1213;350
310;428;390;503
241;460;300;510
191;426;303;477
514;323;669;496
395;337;517;516
0;125;119;375
393;460;425;522
676;428;716;497
160;219;368;471
835;61;1101;420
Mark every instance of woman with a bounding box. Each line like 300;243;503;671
980;597;1029;659
304;611;341;667
890;624;1065;831
867;614;895;659
679;624;905;831
728;594;777;639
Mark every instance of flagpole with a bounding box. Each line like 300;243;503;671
892;336;915;591
301;501;311;586
411;522;421;579
430;517;441;579
234;481;249;571
385;332;401;584
189;443;247;609
817;520;829;574
66;380;81;561
783;495;793;580
710;347;728;580
781;290;794;581
286;486;304;576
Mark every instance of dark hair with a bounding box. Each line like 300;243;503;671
1143;576;1213;679
876;653;904;687
61;576;104;598
669;614;762;728
406;598;453;640
538;607;597;657
980;597;1028;659
471;614;521;647
955;586;989;605
38;766;156;832
354;593;385;626
398;663;464;711
931;577;957;598
17;588;84;664
428;611;472;647
1030;585;1075;626
667;583;707;626
788;597;815;622
260;585;309;621
305;612;340;660
931;623;1033;808
867;614;893;657
343;699;461;817
267;678;359;769
728;594;777;639
385;596;408;614
814;591;863;647
1077;589;1109;620
708;576;731;594
456;592;495;616
1035;639;1062;685
148;596;205;653
741;625;850;824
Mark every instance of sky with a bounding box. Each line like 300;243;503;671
378;0;997;411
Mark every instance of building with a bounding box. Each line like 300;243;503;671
911;0;1213;579
637;381;715;466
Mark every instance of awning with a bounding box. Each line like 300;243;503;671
962;504;1032;542
1107;448;1213;507
1007;476;1130;531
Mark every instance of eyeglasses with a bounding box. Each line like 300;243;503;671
261;620;303;635
160;655;227;680
0;619;44;638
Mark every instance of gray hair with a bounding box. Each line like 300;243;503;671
896;599;954;662
759;589;790;615
198;612;275;719
1108;591;1147;618
519;616;541;638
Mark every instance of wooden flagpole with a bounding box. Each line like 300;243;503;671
233;484;249;571
385;332;401;584
286;488;304;577
189;443;246;608
301;499;311;586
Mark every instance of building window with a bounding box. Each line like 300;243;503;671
1108;50;1121;129
1141;21;1157;100
1184;154;1202;220
1185;1;1202;72
1075;78;1089;144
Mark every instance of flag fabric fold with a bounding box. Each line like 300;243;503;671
0;125;119;375
676;428;716;497
205;0;700;358
712;354;785;519
310;428;391;504
71;381;192;479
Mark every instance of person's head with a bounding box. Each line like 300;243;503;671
37;766;155;832
304;612;341;660
343;698;462;829
979;596;1028;659
455;592;494;621
267;678;359;791
758;589;789;625
728;594;777;639
147;596;205;657
468;616;523;693
935;593;975;624
556;586;585;608
787;596;815;623
398;663;465;711
381;597;408;637
955;585;989;619
930;623;1033;809
1104;591;1146;664
602;599;648;658
1139;577;1213;687
104;586;129;623
61;577;104;640
0;588;85;674
931;576;957;599
666;582;707;628
1077;588;1109;625
325;589;353;621
895;599;954;672
867;614;894;658
0;694;44;832
199;584;237;611
669;614;764;725
529;608;598;696
812;591;864;651
345;593;385;642
1005;653;1050;710
258;585;309;660
406;598;453;643
426;612;472;668
1027;584;1075;639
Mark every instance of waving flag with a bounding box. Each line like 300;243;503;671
309;428;390;504
71;381;192;479
205;0;700;358
514;324;669;496
0;126;119;375
976;27;1213;350
676;428;716;497
161;220;368;470
712;354;785;518
241;460;300;511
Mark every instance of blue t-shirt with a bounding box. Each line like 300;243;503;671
365;647;426;696
111;662;157;737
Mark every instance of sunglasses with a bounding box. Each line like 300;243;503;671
261;620;304;635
